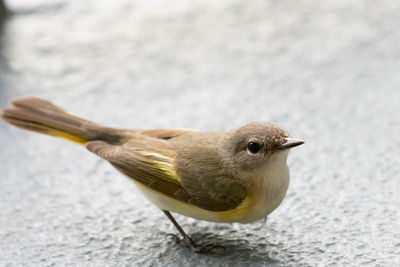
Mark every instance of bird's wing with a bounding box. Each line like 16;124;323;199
86;135;247;212
175;153;248;212
86;138;182;197
170;132;248;211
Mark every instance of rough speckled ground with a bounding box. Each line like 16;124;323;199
1;0;400;266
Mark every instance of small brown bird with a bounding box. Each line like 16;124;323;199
1;97;304;253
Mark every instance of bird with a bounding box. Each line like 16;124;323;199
1;97;304;253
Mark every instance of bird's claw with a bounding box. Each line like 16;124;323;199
166;233;225;254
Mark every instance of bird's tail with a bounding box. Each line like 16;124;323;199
1;97;122;145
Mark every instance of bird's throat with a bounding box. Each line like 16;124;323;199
241;151;290;223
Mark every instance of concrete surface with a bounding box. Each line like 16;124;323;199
1;0;400;266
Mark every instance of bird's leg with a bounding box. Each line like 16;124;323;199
162;210;203;252
162;210;224;253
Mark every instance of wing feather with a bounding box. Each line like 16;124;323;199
86;139;181;196
86;132;247;212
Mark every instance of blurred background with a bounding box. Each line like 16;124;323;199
0;0;399;266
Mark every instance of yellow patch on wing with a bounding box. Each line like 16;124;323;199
137;151;180;184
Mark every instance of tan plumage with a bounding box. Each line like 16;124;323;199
1;97;304;252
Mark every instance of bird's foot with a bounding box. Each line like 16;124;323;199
167;233;225;254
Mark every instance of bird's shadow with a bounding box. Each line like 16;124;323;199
162;230;283;265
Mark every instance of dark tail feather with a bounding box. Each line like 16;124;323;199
1;97;121;145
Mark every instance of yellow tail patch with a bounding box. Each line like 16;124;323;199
46;130;88;145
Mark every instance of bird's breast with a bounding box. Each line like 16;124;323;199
223;150;290;223
237;165;290;223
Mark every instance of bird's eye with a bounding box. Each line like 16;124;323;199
247;142;261;154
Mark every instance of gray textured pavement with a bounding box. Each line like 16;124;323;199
0;0;399;266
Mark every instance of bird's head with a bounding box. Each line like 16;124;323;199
219;122;304;182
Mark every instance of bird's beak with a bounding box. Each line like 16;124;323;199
279;138;305;149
